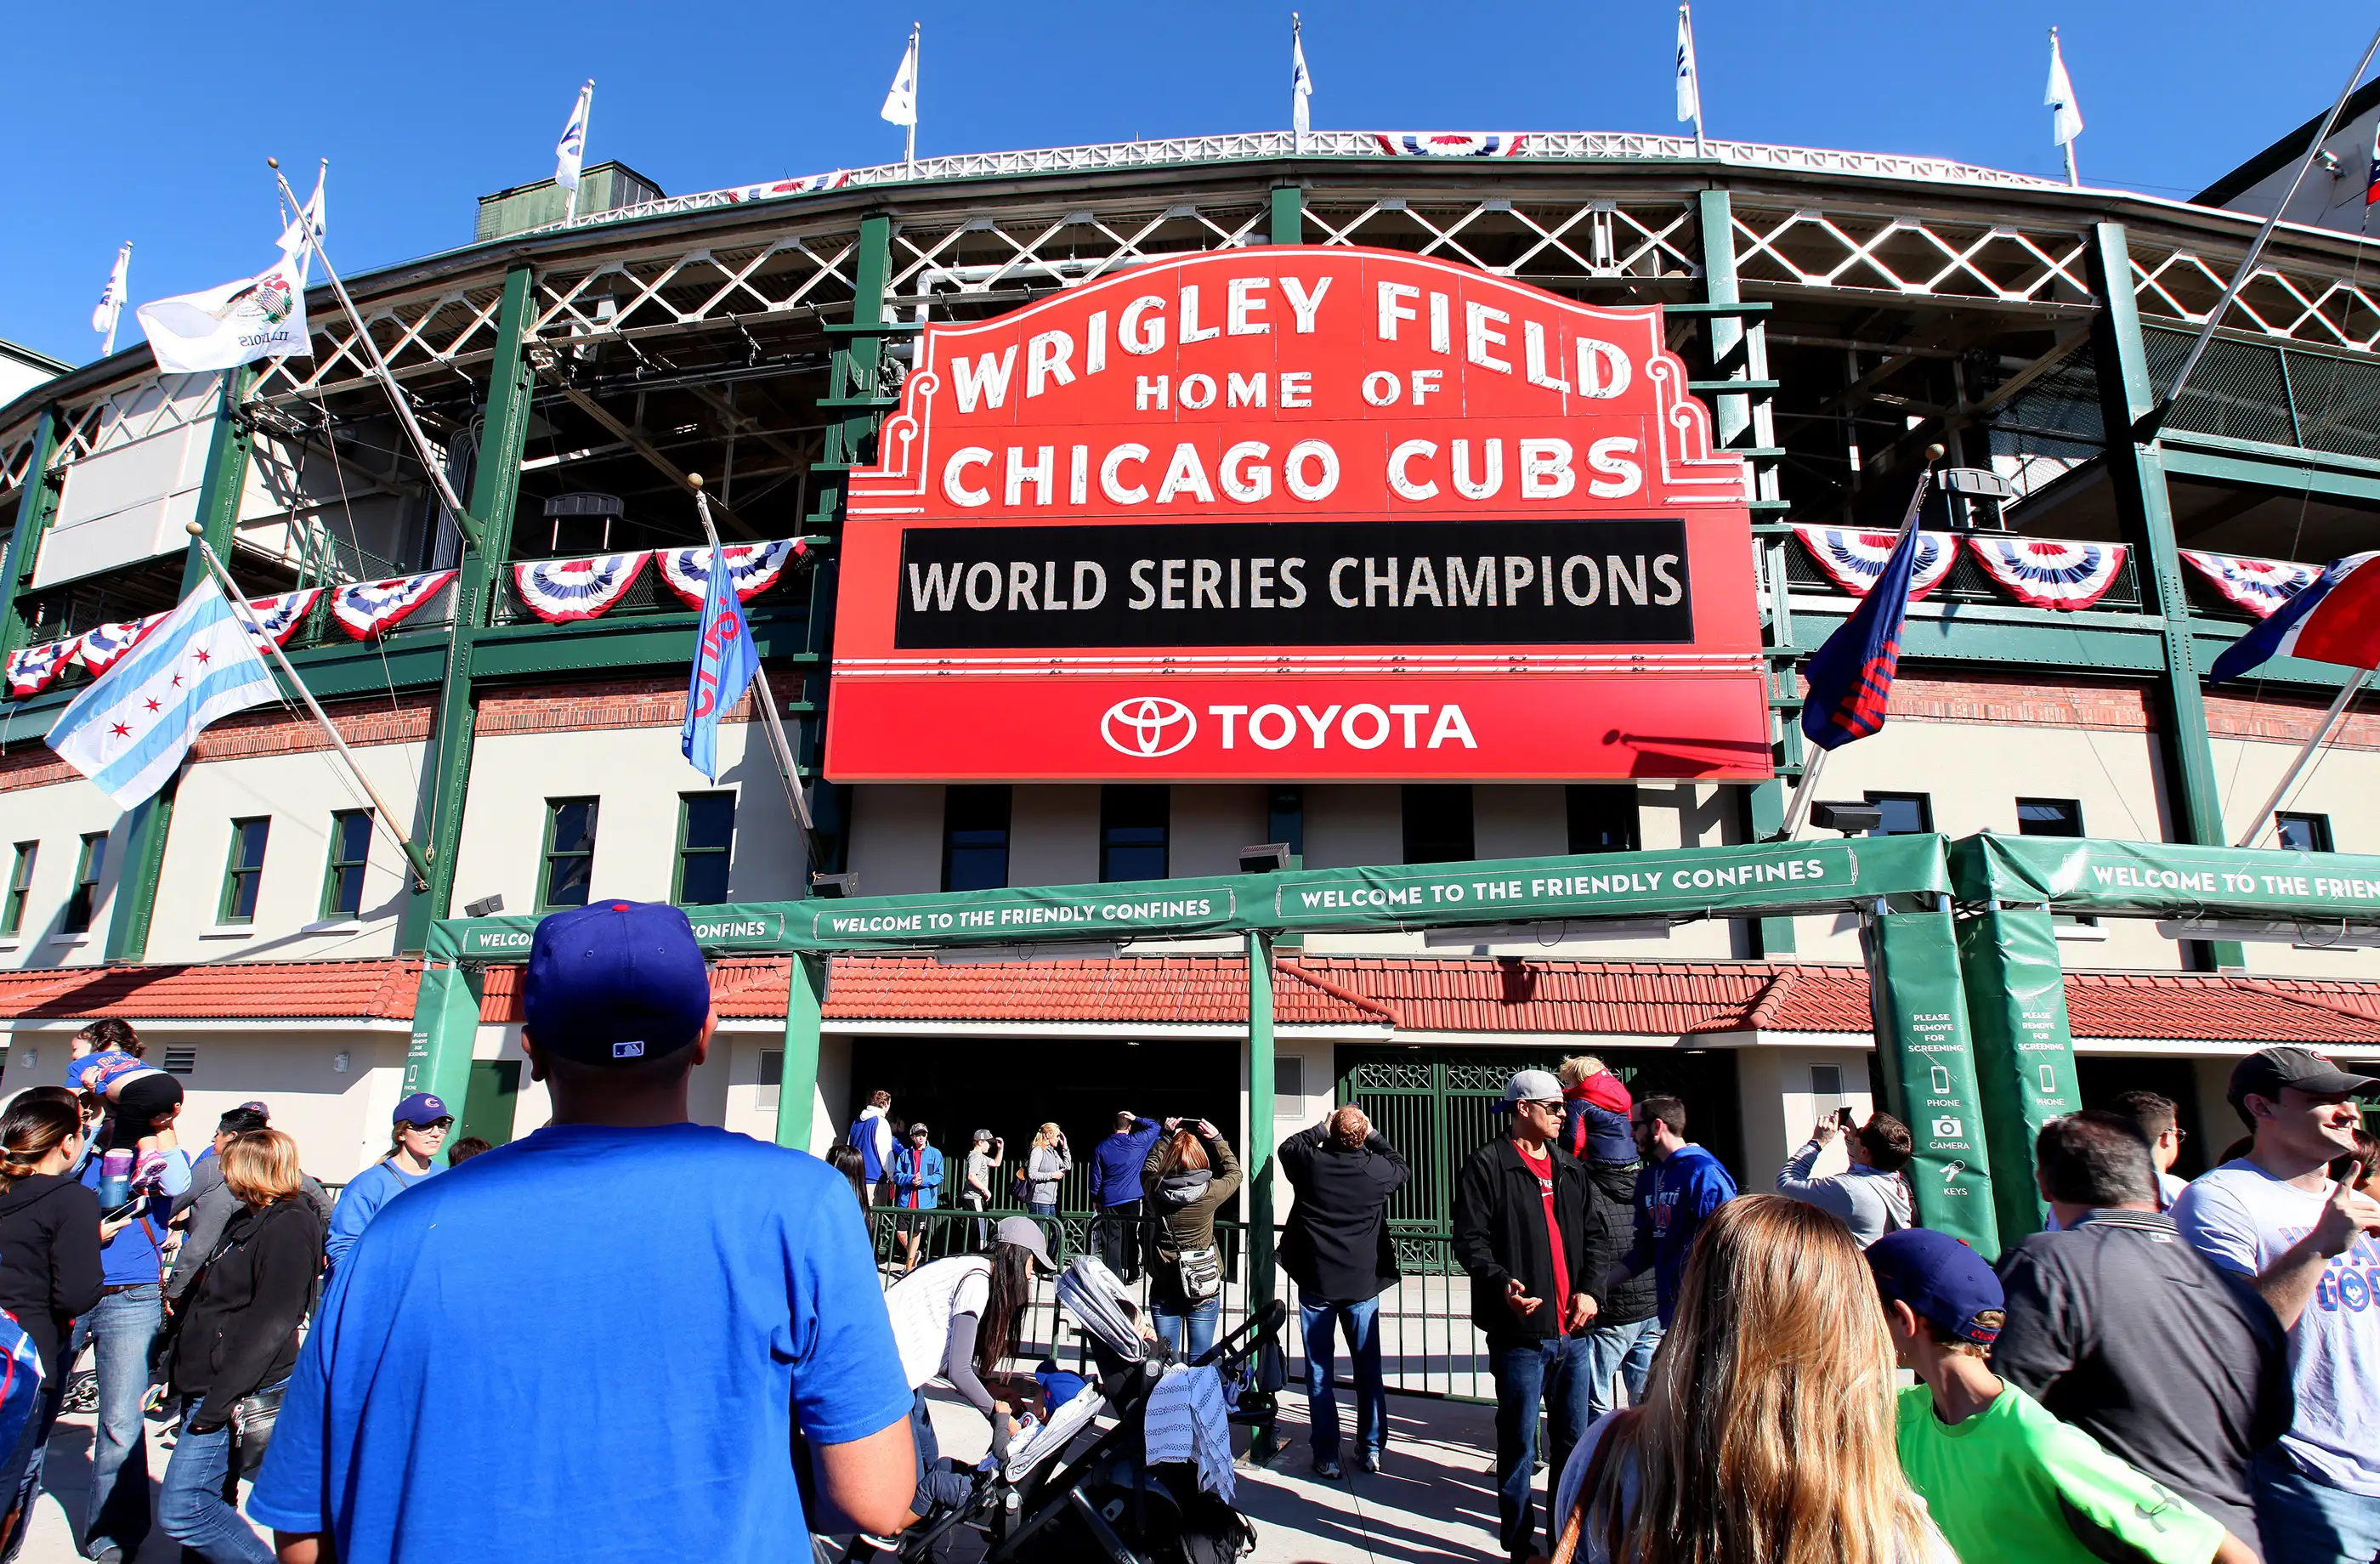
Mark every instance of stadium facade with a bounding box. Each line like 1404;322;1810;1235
3;115;2379;1223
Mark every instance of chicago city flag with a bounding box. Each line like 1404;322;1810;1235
680;546;761;780
48;580;280;808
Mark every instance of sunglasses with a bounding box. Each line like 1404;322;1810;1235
406;1117;456;1132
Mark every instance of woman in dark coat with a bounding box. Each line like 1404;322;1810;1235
156;1130;326;1564
0;1090;103;1561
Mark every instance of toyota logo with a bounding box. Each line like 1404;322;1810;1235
1101;697;1197;757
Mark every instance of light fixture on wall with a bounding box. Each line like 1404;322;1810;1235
464;893;505;919
332;1051;351;1074
15;1050;31;1072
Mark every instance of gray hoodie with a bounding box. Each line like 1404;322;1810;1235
1775;1139;1912;1247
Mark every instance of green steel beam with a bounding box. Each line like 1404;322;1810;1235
1269;184;1303;245
401;264;537;952
468;608;811;680
2087;224;2237;969
1788;604;2169;671
177;368;254;598
777;954;825;1150
2159;439;2380;506
1244;929;1279;1458
0;409;63;664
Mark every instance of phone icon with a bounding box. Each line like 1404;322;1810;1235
1930;1064;1952;1094
2037;1064;2058;1093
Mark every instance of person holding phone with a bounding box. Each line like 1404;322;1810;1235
1775;1109;1914;1249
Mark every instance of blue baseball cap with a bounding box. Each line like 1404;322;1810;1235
1867;1228;2003;1346
393;1091;450;1127
524;901;712;1065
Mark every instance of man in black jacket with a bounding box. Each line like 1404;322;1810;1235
1278;1106;1410;1479
1452;1069;1614;1564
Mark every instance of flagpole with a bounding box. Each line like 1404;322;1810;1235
184;524;436;888
266;159;485;555
2235;669;2368;847
688;476;814;840
2149;24;2380;434
906;23;920;172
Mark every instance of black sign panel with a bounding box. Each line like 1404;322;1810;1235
893;518;1691;649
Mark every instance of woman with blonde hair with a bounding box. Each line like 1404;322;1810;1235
156;1130;326;1564
1024;1122;1070;1218
1544;1194;1952;1564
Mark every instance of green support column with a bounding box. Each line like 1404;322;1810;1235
1269;184;1303;246
776;953;825;1151
1698;189;1794;953
2084;225;2240;969
108;369;256;963
401;949;485;1118
0;408;64;663
1245;929;1279;1457
1862;902;1999;1254
401;264;538;951
1955;906;2082;1240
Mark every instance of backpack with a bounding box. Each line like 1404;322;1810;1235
0;1309;42;1466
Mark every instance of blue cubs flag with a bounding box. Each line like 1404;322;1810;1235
1800;473;1932;751
2209;550;2380;683
681;545;761;780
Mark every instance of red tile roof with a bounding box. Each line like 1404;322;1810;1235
2066;972;2380;1045
0;959;422;1021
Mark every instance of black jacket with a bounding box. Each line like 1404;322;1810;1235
1277;1121;1411;1302
1452;1135;1616;1343
0;1173;103;1383
170;1198;326;1428
1584;1159;1658;1328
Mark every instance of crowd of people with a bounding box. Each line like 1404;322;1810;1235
0;905;2367;1564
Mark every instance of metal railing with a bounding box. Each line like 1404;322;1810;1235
863;1204;1498;1402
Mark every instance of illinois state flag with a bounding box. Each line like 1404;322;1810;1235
681;547;761;780
1801;507;1930;751
47;580;280;808
2209;550;2380;683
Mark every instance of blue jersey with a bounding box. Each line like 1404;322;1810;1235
250;1123;907;1562
1624;1143;1738;1323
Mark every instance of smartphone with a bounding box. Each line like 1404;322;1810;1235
101;1198;141;1224
1836;1106;1857;1129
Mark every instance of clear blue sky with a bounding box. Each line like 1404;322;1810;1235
3;1;2366;366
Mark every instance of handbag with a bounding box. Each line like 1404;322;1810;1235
1173;1244;1224;1304
228;1379;286;1480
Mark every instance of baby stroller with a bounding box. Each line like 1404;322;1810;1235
842;1255;1285;1564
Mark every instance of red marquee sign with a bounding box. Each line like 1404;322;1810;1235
824;246;1768;783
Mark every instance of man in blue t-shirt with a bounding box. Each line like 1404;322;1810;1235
249;901;916;1562
1605;1092;1738;1325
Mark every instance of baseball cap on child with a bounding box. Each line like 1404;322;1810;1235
1867;1228;2004;1346
524;901;713;1065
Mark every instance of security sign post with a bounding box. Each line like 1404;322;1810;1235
825;247;1766;783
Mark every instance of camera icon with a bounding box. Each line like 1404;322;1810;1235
1930;1115;1964;1139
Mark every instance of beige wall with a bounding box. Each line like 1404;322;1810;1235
847;785;942;897
0;773;125;967
1735;1045;1878;1187
2209;734;2380;978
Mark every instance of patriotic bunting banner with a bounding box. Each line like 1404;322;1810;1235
2179;549;2319;619
332;570;457;641
513;552;652;624
241;589;322;650
1372;132;1526;157
655;539;801;609
6;640;76;699
76;615;166;674
1965;536;2128;609
1793;526;1957;601
725;172;848;203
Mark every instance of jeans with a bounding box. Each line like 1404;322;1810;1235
82;1284;161;1560
1028;1202;1057;1218
2255;1448;2380;1564
907;1390;973;1519
1152;1296;1220;1362
1096;1199;1143;1282
157;1393;274;1564
0;1380;60;1563
1300;1295;1385;1465
1488;1334;1595;1561
1584;1318;1662;1418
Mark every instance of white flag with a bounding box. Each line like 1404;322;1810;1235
2045;31;2083;147
1674;3;1701;125
556;80;593;192
1291;19;1314;139
46;579;280;810
134;242;310;375
92;243;131;354
279;162;326;258
881;33;918;128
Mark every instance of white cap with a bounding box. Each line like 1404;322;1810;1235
1503;1068;1563;1105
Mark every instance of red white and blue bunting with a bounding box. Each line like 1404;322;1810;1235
725;171;848;202
76;614;167;674
5;639;76;698
332;570;457;641
1372;132;1527;157
2179;549;2320;619
513;552;651;624
1792;527;1957;602
1965;536;2129;610
654;539;802;609
241;589;322;650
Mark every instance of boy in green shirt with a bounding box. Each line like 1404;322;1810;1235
1866;1229;2252;1564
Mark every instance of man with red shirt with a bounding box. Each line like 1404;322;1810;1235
1453;1068;1618;1564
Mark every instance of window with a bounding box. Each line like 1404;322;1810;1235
61;833;105;935
1566;785;1640;854
218;819;270;924
1100;785;1170;882
1863;792;1933;836
675;793;736;905
1275;1056;1306;1098
1403;784;1476;864
759;1049;784;1114
541;798;599;910
320;811;372;920
942;785;1012;892
3;843;34;938
2017;798;2095;929
2276;812;2334;853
